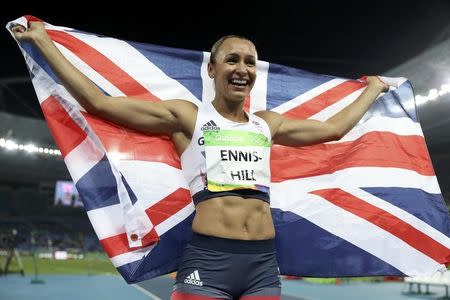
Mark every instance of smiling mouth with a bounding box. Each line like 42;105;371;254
229;78;248;88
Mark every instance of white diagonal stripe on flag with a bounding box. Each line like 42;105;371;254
55;41;125;98
328;116;423;143
110;245;155;268
309;87;365;121
155;204;195;236
87;204;125;240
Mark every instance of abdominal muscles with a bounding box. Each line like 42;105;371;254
192;195;275;240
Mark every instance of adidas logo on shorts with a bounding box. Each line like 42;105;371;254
201;120;220;131
184;270;203;286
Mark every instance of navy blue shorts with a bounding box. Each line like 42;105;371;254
171;233;281;299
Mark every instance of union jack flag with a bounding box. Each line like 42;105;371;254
7;16;450;283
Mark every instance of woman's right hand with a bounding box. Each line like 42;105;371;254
11;21;48;43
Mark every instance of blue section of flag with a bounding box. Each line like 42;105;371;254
266;63;334;110
272;208;404;276
22;41;60;84
76;155;119;211
122;175;137;205
128;41;204;101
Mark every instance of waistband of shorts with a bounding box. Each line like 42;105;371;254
189;232;275;254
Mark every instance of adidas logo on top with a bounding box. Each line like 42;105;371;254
201;120;220;131
184;270;203;286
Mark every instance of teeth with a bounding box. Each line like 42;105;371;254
230;79;247;85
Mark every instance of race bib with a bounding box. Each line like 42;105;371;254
204;130;271;193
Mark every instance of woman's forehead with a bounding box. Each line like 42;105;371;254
217;38;257;57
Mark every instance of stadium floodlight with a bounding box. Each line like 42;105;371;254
24;144;38;153
415;82;450;105
5;140;18;151
0;137;61;158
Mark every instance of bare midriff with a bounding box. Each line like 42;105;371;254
192;195;275;240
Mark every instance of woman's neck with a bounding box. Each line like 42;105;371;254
211;99;248;122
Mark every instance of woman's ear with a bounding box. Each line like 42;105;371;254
207;62;215;79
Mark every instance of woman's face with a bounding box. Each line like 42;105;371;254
208;38;257;103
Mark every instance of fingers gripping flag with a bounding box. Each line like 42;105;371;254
7;16;450;283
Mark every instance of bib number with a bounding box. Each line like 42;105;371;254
204;130;270;192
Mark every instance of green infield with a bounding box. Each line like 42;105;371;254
4;252;118;275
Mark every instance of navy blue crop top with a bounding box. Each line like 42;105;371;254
192;189;270;206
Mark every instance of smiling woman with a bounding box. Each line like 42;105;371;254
10;19;390;299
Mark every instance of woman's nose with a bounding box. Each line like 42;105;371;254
235;61;246;73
